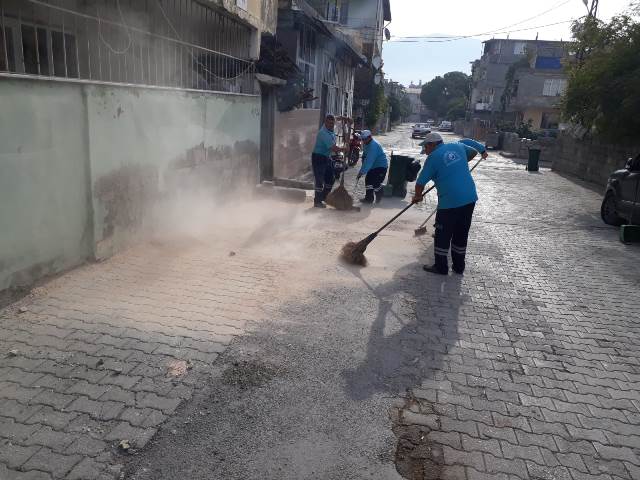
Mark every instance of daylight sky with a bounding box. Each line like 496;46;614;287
383;0;633;87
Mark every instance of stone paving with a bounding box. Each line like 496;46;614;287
2;124;640;480
0;239;278;479
373;128;640;480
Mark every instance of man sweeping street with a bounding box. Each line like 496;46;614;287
312;115;349;208
413;133;486;275
357;130;389;204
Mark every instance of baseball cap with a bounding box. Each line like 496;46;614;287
423;132;443;144
360;130;372;140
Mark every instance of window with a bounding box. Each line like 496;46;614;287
2;19;78;77
543;78;567;96
513;42;527;55
512;79;520;97
1;25;16;71
297;26;318;108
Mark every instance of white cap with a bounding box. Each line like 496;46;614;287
423;132;443;144
360;130;372;140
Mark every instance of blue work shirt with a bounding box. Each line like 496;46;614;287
313;126;337;157
459;138;486;154
359;139;389;175
416;143;478;210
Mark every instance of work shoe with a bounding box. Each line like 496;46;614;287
314;202;326;208
452;268;464;275
423;264;448;275
359;197;374;204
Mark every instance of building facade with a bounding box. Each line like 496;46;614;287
469;38;570;127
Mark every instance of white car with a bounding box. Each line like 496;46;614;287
412;124;431;139
438;121;453;132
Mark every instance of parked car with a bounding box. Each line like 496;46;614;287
411;124;431;139
438;121;453;132
601;154;640;226
425;119;435;127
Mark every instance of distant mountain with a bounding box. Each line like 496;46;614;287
382;36;484;87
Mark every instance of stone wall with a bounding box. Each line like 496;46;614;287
0;77;261;291
552;133;640;188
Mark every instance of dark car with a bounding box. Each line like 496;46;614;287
601;154;640;225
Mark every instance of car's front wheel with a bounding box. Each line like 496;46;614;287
601;192;625;226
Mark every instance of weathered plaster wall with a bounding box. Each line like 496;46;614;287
274;108;321;179
0;78;261;290
87;85;260;259
0;79;92;292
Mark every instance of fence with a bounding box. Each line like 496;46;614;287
0;0;257;94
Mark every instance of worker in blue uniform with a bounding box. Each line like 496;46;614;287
311;114;349;208
357;130;389;204
413;133;485;275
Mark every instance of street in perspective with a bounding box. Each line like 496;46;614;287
1;1;640;479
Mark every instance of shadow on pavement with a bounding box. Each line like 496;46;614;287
341;262;464;401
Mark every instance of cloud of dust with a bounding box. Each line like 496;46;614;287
149;189;320;262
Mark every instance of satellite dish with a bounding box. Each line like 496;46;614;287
384;28;391;41
374;73;383;85
372;56;382;70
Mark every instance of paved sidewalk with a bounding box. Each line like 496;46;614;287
1;235;280;479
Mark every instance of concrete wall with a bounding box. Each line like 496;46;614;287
0;80;93;291
0;77;260;290
553;133;640;188
274;108;320;179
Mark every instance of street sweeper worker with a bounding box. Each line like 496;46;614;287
421;138;489;160
412;132;480;275
312;114;350;208
356;130;389;204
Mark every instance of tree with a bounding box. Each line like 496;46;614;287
563;10;640;143
365;82;388;128
388;90;412;123
420;71;471;120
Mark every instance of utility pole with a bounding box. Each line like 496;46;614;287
576;0;599;62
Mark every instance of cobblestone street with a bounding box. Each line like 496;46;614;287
2;124;640;480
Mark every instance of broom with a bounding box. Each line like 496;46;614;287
414;157;485;236
326;122;355;211
341;184;437;266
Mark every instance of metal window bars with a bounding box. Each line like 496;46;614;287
0;0;257;95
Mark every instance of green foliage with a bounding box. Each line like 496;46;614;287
563;11;640;143
420;71;470;120
365;82;388;128
500;57;531;113
388;91;412;123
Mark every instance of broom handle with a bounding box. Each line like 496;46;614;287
416;157;484;229
340;121;353;187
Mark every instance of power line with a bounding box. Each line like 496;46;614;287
391;0;574;42
390;19;578;43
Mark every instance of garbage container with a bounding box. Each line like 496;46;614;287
387;154;413;197
527;148;541;172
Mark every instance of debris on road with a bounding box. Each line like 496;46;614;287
167;359;190;377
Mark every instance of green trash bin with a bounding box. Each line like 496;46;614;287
387;154;413;197
527;148;541;172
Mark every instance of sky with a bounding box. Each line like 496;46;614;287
383;0;633;87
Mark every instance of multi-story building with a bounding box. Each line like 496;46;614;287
306;0;391;130
469;38;570;126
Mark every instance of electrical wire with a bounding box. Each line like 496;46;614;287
154;0;254;82
390;19;578;43
97;0;133;55
392;0;572;43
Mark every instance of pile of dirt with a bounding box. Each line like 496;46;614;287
221;360;279;390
